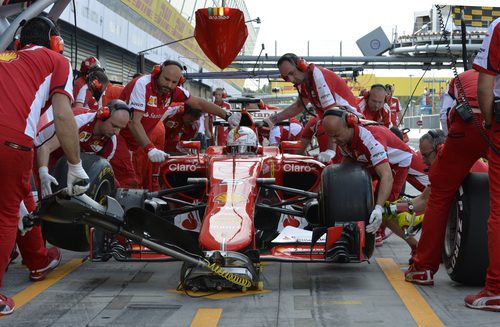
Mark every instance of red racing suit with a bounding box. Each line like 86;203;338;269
357;96;393;128
470;17;500;293
162;104;198;152
0;45;73;286
339;124;413;201
119;73;190;150
406;151;429;192
388;96;402;126
296;63;359;118
412;69;490;278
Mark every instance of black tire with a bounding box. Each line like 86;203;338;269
320;163;373;225
42;153;115;252
319;163;375;258
443;173;489;285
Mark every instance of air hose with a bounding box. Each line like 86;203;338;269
204;259;253;288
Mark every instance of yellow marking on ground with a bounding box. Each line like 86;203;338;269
169;288;271;299
190;308;223;327
376;258;444;327
0;259;83;319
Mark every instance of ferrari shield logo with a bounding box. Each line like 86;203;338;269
79;131;91;142
147;96;157;107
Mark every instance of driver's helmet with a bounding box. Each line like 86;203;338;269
226;126;258;154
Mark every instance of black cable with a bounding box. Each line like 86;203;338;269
72;0;78;73
435;4;500;154
398;6;451;127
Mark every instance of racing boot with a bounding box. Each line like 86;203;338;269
29;247;61;281
0;294;14;315
404;264;434;286
464;289;500;311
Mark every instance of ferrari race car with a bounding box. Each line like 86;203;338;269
34;99;489;291
36;100;376;292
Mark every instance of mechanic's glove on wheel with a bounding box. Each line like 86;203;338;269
227;112;242;128
366;205;384;234
147;147;169;163
67;161;90;196
39;166;58;198
263;114;277;129
317;149;336;163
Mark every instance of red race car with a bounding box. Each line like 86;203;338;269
38;100;377;292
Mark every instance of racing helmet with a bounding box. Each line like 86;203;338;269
226;126;258;154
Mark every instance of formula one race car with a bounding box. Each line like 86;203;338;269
36;100;376;292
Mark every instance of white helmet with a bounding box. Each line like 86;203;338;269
226;126;258;154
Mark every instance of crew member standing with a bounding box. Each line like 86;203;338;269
404;69;489;288
358;84;393;128
463;17;500;311
386;84;402;127
0;16;89;315
267;53;359;163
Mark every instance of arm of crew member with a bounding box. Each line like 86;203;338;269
186;96;228;119
204;114;212;138
128;110;152;148
52;93;81;165
299;136;311;155
373;162;394;207
273;99;305;123
36;136;61;168
412;186;430;215
477;72;496;126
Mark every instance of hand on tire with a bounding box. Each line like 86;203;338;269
366;205;383;234
67;161;90;196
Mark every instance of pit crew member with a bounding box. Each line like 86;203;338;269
404;69;490;290
0;16;89;315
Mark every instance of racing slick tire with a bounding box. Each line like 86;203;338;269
319;163;375;258
443;172;489;285
319;163;373;225
42;153;115;252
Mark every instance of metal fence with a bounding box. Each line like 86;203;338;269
403;114;440;129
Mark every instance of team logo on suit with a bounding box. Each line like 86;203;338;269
147;96;157;107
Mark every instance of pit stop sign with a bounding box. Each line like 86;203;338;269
416;120;423;127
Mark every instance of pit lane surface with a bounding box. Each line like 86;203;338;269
1;235;498;327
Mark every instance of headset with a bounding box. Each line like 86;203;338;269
213;88;227;98
278;53;308;81
14;16;64;53
96;99;133;121
86;67;107;99
426;129;445;152
363;84;388;103
151;60;186;86
323;108;359;128
80;56;100;76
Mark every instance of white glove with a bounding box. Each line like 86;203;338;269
317;149;336;163
147;147;169;163
18;200;31;236
227;112;241;128
366;205;384;234
39;166;58;198
67;161;90;196
263;114;277;129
